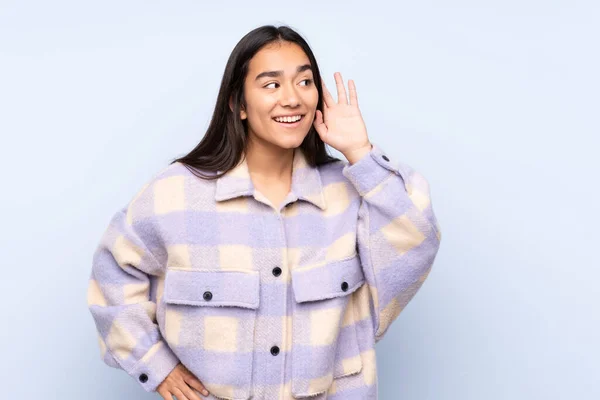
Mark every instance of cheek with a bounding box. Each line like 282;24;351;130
248;97;276;119
307;88;319;109
245;100;279;138
245;98;271;123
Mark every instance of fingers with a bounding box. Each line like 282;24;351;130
313;109;327;136
172;387;192;400
314;110;327;131
180;365;209;398
158;381;205;400
179;383;205;400
157;363;209;400
322;73;358;107
334;72;348;104
348;79;358;106
183;374;210;397
157;387;172;400
321;78;335;108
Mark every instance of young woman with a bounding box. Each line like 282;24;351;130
87;25;442;400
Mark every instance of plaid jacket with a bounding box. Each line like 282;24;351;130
86;143;442;400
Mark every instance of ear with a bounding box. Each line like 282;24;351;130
229;96;247;120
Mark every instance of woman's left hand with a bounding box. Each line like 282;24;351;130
313;72;372;163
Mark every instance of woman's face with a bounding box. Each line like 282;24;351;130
241;41;319;150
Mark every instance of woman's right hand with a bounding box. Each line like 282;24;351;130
157;363;210;400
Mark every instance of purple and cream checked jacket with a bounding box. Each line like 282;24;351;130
86;143;442;400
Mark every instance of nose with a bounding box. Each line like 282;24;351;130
279;82;300;107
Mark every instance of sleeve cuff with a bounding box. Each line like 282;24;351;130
129;340;180;392
342;142;410;196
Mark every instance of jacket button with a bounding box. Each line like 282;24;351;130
203;291;213;301
382;155;390;161
272;267;282;277
139;373;148;383
341;282;349;291
270;345;280;356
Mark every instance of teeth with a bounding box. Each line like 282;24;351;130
274;115;302;123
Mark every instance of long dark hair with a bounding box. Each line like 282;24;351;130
170;24;340;179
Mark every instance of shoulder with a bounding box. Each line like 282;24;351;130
317;157;348;178
316;157;359;194
142;161;218;190
151;161;208;181
125;162;216;222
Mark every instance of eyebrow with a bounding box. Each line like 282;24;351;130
254;64;312;81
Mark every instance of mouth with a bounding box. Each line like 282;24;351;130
272;114;305;128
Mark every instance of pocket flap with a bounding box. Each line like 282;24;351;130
291;255;365;303
163;269;260;309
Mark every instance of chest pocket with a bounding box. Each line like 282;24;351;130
290;254;365;398
161;268;260;400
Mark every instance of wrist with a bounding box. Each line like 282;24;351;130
344;143;373;165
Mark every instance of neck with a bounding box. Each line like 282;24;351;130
245;135;294;182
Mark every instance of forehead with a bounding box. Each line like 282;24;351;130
248;41;311;76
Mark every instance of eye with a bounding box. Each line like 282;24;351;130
299;79;313;86
264;82;279;89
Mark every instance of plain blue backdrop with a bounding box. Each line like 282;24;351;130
1;1;598;399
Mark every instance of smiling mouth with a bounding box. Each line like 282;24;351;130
272;115;305;124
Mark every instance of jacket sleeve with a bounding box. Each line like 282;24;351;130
86;187;180;392
342;143;442;343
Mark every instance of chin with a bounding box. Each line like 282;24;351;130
273;133;308;149
275;139;303;150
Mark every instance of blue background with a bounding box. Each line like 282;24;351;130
1;1;598;398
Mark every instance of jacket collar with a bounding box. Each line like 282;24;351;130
214;147;327;210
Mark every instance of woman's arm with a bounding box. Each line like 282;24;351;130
314;72;442;342
343;143;442;342
86;185;180;392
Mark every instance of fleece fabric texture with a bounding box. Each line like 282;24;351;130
86;143;442;400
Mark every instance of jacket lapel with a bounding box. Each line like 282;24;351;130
214;147;327;210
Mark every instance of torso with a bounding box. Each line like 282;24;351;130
134;160;379;400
